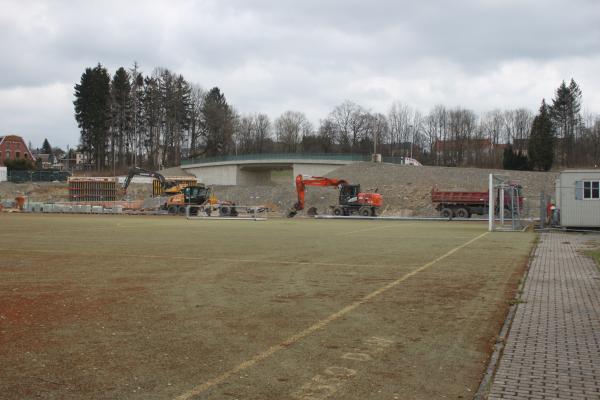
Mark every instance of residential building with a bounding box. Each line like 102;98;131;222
0;135;36;166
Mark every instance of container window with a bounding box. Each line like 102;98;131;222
583;180;600;199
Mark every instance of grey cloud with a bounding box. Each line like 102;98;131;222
0;0;599;146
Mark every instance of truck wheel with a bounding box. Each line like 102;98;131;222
220;206;230;216
440;208;453;218
168;205;178;215
359;207;372;217
455;208;469;218
332;206;343;216
503;208;512;219
178;206;187;215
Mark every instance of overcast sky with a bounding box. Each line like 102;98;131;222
1;0;599;149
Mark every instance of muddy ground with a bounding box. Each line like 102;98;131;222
0;214;534;399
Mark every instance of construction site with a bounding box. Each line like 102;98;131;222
0;162;574;399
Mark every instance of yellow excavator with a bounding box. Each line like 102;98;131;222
122;167;216;215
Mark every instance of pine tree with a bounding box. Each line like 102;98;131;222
74;63;111;170
41;138;52;154
529;100;554;171
129;62;145;166
503;145;530;170
201;87;234;156
110;67;132;168
551;79;582;166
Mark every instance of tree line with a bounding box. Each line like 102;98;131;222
73;63;599;171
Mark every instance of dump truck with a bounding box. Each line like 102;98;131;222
431;184;523;218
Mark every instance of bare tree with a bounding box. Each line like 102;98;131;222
274;111;312;153
328;101;369;152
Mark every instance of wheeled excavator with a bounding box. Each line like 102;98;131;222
286;174;383;218
122;167;213;214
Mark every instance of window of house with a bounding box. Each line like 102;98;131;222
6;151;10;160
583;181;600;199
24;153;28;159
15;151;21;159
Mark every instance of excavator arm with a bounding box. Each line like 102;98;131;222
122;167;169;196
287;175;348;218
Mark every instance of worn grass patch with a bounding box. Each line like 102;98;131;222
0;214;535;400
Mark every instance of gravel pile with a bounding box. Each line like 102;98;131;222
0;163;558;216
211;162;559;217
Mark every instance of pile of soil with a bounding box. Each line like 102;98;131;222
0;163;559;216
212;163;559;217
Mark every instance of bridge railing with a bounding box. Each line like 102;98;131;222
181;153;372;165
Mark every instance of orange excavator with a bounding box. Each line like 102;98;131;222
286;174;383;218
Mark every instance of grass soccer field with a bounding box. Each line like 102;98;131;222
0;214;534;400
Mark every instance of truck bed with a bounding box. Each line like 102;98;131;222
431;189;488;204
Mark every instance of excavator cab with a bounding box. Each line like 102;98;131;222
181;185;211;205
339;184;361;206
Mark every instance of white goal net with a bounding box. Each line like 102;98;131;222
488;174;525;232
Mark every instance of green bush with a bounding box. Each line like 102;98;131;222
4;158;35;171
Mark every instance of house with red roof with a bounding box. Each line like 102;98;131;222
0;135;36;166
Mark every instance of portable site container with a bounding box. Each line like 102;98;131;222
555;169;600;227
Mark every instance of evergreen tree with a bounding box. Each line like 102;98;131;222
110;67;132;168
201;87;234;156
142;75;162;168
41;138;52;154
503;145;530;170
528;100;554;171
551;79;582;166
74;63;111;170
129;62;145;166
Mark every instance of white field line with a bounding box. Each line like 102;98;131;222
173;231;490;400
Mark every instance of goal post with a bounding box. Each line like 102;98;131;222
489;174;525;232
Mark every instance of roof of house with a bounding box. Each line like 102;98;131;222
35;154;52;162
0;134;36;159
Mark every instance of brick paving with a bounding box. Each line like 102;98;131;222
488;232;600;400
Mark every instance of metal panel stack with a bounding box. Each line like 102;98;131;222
68;177;119;202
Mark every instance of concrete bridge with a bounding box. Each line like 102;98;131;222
180;154;418;185
179;154;366;185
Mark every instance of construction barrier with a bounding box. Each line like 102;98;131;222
68;177;119;202
8;170;71;183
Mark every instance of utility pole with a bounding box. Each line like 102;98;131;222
409;125;414;160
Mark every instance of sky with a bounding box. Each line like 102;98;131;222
1;0;599;149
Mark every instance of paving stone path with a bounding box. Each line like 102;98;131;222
488;232;600;399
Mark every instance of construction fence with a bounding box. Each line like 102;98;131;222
7;170;71;183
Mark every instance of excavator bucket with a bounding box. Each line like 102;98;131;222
286;208;297;218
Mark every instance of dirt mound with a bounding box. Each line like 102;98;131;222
211;163;558;217
1;163;558;216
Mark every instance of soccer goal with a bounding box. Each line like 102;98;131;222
488;174;525;232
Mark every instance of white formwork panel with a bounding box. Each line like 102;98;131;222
0;167;6;182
